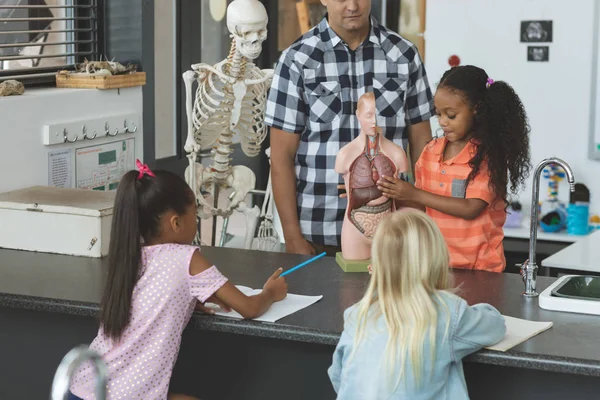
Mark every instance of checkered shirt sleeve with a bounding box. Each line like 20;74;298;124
406;49;435;124
265;52;306;134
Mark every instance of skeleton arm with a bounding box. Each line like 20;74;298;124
183;70;199;153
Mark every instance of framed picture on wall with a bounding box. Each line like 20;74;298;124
527;46;549;62
520;20;553;43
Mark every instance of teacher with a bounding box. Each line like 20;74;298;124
265;0;434;256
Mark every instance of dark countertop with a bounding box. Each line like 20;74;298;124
2;247;600;377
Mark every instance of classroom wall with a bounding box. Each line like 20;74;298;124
0;88;143;193
425;0;600;215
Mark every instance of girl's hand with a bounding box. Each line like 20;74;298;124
263;268;288;302
377;175;416;201
195;295;231;314
337;184;347;199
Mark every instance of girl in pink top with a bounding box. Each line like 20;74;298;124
69;162;287;400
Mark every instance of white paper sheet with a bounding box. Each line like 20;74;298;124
486;315;553;352
205;285;323;323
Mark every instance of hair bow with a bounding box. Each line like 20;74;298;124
486;78;495;89
136;159;156;180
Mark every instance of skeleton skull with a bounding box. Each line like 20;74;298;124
227;0;268;60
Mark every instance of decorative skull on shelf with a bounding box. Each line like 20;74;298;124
226;0;268;60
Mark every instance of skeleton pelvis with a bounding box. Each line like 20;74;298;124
185;162;256;218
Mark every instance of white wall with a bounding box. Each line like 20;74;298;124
425;0;600;214
0;87;143;193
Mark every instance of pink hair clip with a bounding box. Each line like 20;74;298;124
136;159;156;180
486;78;495;89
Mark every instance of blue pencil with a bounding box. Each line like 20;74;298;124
280;252;327;277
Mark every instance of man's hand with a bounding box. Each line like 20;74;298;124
285;237;316;255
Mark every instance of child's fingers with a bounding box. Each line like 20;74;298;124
378;187;397;198
376;180;393;189
380;175;397;183
194;302;216;314
377;182;396;191
270;267;283;279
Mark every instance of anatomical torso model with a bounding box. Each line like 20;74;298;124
335;92;409;261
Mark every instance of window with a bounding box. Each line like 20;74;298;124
0;0;102;84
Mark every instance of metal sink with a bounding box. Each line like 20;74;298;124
539;275;600;315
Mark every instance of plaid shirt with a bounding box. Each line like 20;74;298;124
265;16;434;246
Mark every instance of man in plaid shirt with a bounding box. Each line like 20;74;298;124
266;0;434;256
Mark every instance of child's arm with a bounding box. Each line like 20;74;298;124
452;298;506;361
327;331;350;393
394;198;426;211
378;175;488;220
393;170;426;211
190;251;288;319
328;308;354;393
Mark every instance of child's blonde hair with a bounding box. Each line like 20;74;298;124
351;209;453;389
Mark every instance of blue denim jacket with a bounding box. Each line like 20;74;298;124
328;292;506;400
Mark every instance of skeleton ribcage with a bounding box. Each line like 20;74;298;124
238;67;269;157
191;65;270;157
192;72;233;151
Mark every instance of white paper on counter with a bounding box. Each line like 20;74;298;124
486;315;553;352
204;285;323;323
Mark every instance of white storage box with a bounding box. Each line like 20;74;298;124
0;186;115;258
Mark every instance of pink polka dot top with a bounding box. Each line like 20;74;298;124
70;244;228;400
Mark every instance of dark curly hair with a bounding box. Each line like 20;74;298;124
438;65;531;204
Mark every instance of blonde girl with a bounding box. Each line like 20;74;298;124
328;210;505;399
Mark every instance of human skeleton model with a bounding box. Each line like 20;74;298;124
335;92;409;261
183;0;273;246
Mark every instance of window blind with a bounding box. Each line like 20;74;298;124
0;0;102;83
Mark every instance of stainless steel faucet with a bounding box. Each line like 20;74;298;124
520;157;575;297
50;345;107;400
